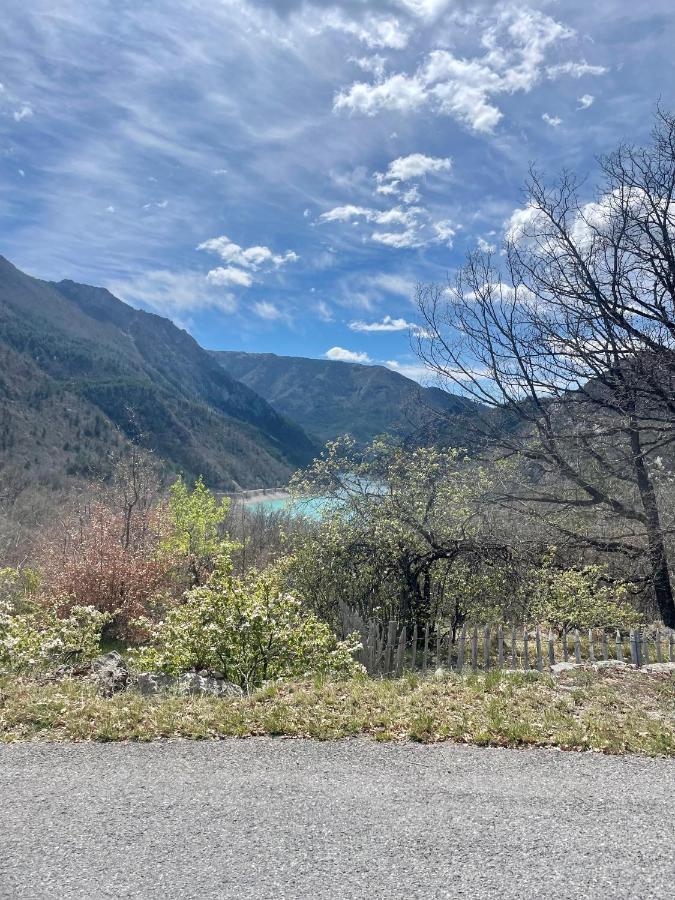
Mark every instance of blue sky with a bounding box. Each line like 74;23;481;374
1;0;673;380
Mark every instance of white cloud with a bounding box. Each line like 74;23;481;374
371;228;420;248
206;266;254;288
577;93;594;109
108;270;238;317
505;203;543;243
325;346;372;363
197;235;298;270
320;204;374;223
352;54;387;79
401;186;420;204
383;359;433;382
325;12;410;50
349;315;414;332
477;236;496;253
314;300;334;322
432;219;458;246
378;152;452;183
334;8;585;133
542;112;562;127
13;105;33;122
254;300;284;320
547;60;608;79
212;168;228;175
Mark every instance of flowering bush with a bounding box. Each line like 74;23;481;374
527;560;641;630
0;601;109;674
131;559;362;690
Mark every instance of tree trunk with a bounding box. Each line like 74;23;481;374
630;429;675;627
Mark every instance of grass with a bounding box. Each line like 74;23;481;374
0;667;672;756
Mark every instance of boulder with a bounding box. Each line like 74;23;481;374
550;662;583;675
594;660;631;670
641;662;675;675
134;671;243;698
90;651;131;697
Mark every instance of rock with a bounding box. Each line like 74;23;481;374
641;662;675;674
90;651;131;697
594;660;631;670
550;662;583;675
134;671;243;698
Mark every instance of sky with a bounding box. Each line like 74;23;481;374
1;0;674;381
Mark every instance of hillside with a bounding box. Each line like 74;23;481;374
212;351;478;446
0;257;318;494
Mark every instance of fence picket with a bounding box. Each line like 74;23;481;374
574;630;582;664
411;623;418;671
601;629;608;661
630;629;638;665
655;629;663;664
471;627;478;671
523;627;530;671
643;630;651;666
562;627;569;662
384;620;396;674
588;629;595;664
457;624;466;671
548;630;555;667
510;625;517;669
497;625;504;668
535;626;543;672
670;632;675;663
483;626;491;671
396;626;407;676
615;630;623;662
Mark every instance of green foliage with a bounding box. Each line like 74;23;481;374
161;476;236;586
287;437;509;626
0;567;40;614
0;601;108;674
527;557;640;630
131;559;362;690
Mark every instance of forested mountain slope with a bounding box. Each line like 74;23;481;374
0;256;318;492
212;351;478;446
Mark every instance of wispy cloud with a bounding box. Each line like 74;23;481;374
325;346;372;363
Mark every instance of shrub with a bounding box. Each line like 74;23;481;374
131;559;362;690
0;601;109;674
0;566;40;614
527;559;641;630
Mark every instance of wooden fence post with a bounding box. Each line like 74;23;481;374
456;624;466;671
670;632;675;663
655;629;663;664
562;627;568;662
497;625;504;668
436;621;444;668
641;630;650;666
535;626;543;672
396;626;407;676
483;625;491;671
548;630;555;668
630;629;638;666
574;630;582;664
510;625;517;669
422;624;430;674
615;630;623;662
601;629;608;661
471;627;478;672
410;623;418;671
384;620;396;675
523;627;530;671
588;629;595;664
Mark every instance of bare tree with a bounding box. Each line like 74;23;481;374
415;107;675;626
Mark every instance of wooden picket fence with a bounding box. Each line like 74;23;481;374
340;608;675;676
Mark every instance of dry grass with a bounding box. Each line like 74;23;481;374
0;668;672;756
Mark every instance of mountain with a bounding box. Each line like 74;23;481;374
0;256;318;493
212;351;478;446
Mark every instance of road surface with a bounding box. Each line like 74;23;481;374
1;739;673;898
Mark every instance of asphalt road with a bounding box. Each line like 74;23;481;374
1;739;673;899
